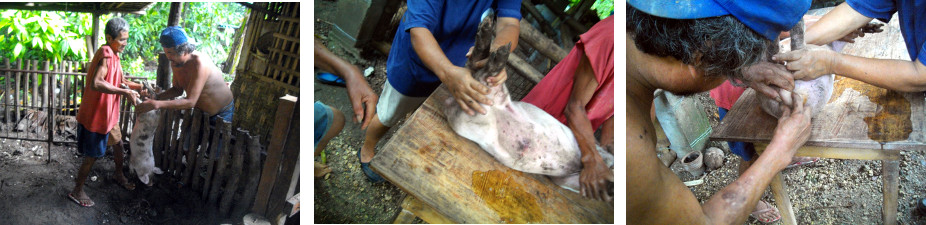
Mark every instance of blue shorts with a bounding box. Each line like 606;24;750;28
718;107;756;161
210;100;235;124
77;124;109;158
314;101;333;148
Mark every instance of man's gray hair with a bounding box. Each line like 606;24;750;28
175;42;197;55
104;17;129;39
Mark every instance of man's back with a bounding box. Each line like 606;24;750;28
171;51;234;115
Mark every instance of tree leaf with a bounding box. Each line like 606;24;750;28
13;43;22;58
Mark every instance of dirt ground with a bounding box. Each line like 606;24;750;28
0;134;240;224
669;92;926;224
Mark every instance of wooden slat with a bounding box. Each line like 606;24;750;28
174;110;193;175
14;58;21;123
166;110;181;172
370;87;613;223
202;118;224;199
31;60;37;108
770;174;797;225
219;129;247;216
233;133;262;217
266;96;299;219
3;58;10;132
399;195;454;224
252;95;297;216
153;109;167;168
882;160;900;225
182;108;204;186
208;118;233;204
193;112;211;191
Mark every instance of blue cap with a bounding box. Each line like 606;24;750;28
159;26;189;48
627;0;811;41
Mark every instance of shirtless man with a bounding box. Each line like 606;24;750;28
136;26;234;123
627;1;814;223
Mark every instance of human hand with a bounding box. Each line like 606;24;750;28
580;154;614;202
123;89;140;106
769;93;812;164
772;44;838;81
742;61;794;101
443;65;491;115
345;77;378;129
136;99;157;114
839;22;884;43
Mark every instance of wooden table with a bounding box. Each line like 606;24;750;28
711;17;926;224
370;86;614;223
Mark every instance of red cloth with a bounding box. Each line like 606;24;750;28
76;45;123;134
709;80;747;110
522;16;614;129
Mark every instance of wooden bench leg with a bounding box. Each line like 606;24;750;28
394;195;455;224
770;173;797;225
882;160;899;225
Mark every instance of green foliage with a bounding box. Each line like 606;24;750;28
122;2;248;81
590;0;614;19
0;10;110;62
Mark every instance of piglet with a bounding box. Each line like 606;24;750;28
444;14;613;193
127;82;164;186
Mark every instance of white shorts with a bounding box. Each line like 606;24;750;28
377;80;428;127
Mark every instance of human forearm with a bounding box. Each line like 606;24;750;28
493;17;520;52
150;98;196;110
410;28;457;81
157;87;183;100
805;3;873;45
834;55;926;92
565;103;598;163
701;147;788;224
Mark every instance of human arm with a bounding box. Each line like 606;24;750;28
136;62;208;113
804;3;876;46
411;27;491;115
564;54;612;201
741;61;795;102
774;45;926;92
628;94;811;224
314;38;378;129
90;56;138;104
483;17;520;87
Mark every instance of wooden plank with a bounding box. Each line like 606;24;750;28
208;119;233;205
507;53;543;84
14;59;20;124
32;60;37;108
153;110;167;168
267;97;299;219
233;132;262;217
770;173;797;225
882;160;900;225
166;110;181;173
182;108;203;187
4;58;9;132
202;118;225;199
400;195;454;224
252;95;297;216
370;86;613;223
46;60;54;162
219;129;247;216
174;109;193;175
754;143;900;160
193;112;211;191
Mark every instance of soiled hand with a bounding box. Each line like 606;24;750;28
742;61;794;101
580;154;614;202
769;93;812;161
443;65;491;116
773;44;838;81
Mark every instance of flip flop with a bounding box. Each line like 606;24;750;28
67;192;95;207
786;157;819;169
749;201;781;223
357;148;385;183
316;72;346;87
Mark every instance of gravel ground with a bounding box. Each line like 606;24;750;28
669;92;926;224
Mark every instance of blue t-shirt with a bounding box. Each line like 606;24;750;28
847;0;926;65
386;0;522;97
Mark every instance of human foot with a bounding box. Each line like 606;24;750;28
114;174;136;190
750;200;781;223
359;145;375;163
315;162;332;177
67;191;95;207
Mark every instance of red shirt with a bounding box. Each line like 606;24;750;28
522;16;614;129
76;45;123;134
709;80;747;110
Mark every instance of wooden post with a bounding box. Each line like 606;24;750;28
219;129;247;216
4;59;10;131
261;95;299;218
153;110;166;168
91;13;100;53
174;110;193;175
166;111;181;171
233;133;262;217
882;160;900;225
168;3;182;26
31;60;37;109
193;112;210;191
202;118;224;199
46;60;53;163
540;0;588;33
181;108;203;187
507;54;544;83
520;1;556;39
14;59;20;126
208;118;233;205
251;95;297;215
518;20;568;63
